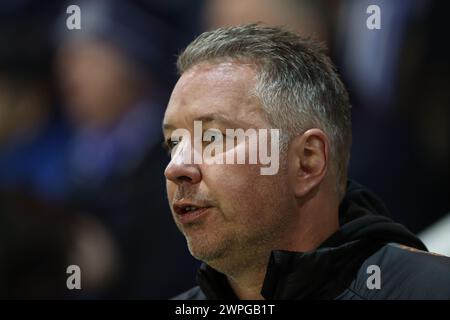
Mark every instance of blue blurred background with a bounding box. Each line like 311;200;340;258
0;0;448;299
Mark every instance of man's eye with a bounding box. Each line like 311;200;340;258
170;140;180;148
163;138;181;154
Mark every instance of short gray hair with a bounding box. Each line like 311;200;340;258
177;24;351;198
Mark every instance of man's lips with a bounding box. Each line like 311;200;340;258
173;201;214;224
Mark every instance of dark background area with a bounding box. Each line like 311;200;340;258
0;0;448;299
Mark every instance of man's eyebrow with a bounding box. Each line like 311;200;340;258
194;114;238;126
162;114;243;132
162;123;176;131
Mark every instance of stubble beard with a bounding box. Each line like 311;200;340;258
180;205;292;278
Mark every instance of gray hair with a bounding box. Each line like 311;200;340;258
177;24;351;198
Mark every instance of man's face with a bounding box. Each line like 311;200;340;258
163;62;294;270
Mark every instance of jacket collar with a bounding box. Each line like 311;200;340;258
197;238;383;300
260;239;383;299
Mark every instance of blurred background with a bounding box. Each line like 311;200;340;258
0;0;448;299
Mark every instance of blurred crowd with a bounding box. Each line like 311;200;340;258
0;0;448;299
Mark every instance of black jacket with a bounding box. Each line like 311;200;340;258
174;180;450;300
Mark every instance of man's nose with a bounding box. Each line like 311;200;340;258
164;160;202;185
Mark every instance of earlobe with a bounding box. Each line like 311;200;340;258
293;129;328;197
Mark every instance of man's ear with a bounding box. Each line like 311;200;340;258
289;128;329;198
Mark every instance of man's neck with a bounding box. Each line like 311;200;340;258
217;185;340;300
224;219;339;300
227;264;267;300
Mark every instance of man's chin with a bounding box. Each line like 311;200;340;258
185;234;231;263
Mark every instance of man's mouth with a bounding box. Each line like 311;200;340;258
173;202;214;224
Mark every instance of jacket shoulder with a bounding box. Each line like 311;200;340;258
343;243;450;299
171;286;206;300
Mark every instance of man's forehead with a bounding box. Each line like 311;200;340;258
172;62;256;102
164;62;263;126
